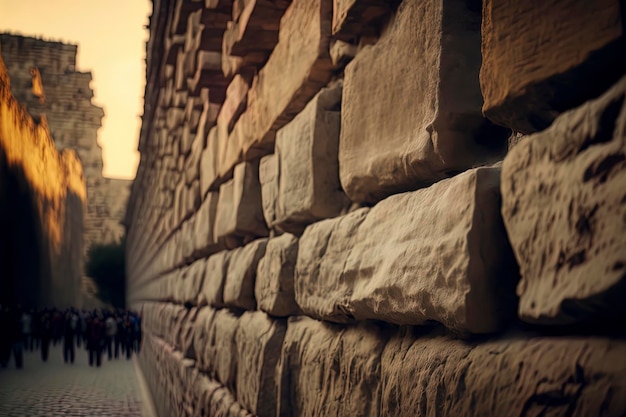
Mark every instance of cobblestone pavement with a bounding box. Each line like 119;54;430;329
0;343;143;417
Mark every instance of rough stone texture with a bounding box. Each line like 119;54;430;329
277;316;389;417
207;308;240;392
180;259;206;305
214;159;268;248
380;327;626;417
296;166;519;334
255;233;301;317
200;127;220;196
481;0;626;134
192;307;216;373
0;52;86;308
193;191;221;257
274;83;350;233
332;0;393;42
0;34;131;307
339;0;507;204
218;0;335;181
502;76;626;325
201;250;231;308
235;311;286;417
224;238;268;310
259;153;279;229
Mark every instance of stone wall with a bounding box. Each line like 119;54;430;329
0;52;85;309
127;1;626;416
0;34;132;305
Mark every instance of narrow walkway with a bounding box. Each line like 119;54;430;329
0;344;144;417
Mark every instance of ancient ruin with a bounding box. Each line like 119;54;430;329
0;34;132;305
0;52;85;308
126;0;626;415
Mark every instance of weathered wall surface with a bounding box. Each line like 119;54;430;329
0;34;132;305
0;52;86;309
127;1;626;416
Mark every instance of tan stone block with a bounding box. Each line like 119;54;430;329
236;311;286;417
481;0;625;133
217;0;334;182
200;127;220;198
255;233;301;317
208;309;240;391
182;258;207;306
277;316;388;417
224;238;268;310
502;76;626;325
194;191;221;258
214;160;268;248
381;328;626;417
202;250;231;308
259;153;278;229
340;0;507;204
275;83;349;233
296;166;518;334
332;0;392;42
192;307;217;372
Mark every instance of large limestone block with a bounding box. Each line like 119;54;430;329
481;0;626;133
207;308;240;391
275;83;350;233
235;311;287;417
381;327;626;417
180;259;206;306
192;307;216;372
502;76;626;325
277;316;389;417
259;153;279;229
224;238;268;310
255;233;301;317
296;166;519;334
332;0;393;42
201;250;231;308
340;0;507;204
193;191;221;257
218;0;334;180
214;160;268;248
200;127;220;197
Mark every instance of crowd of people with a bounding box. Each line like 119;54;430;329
0;305;142;369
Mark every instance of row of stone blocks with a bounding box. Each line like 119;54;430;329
138;302;626;417
133;74;626;332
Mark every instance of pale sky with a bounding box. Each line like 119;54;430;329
0;0;152;179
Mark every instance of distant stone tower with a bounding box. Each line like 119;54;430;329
0;33;132;307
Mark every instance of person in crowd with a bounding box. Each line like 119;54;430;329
39;308;52;362
20;309;33;351
62;310;76;364
8;306;24;369
104;313;117;361
87;314;104;367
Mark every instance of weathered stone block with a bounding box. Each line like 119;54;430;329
193;191;221;257
296;166;519;334
181;218;195;262
502;76;626;325
277;316;389;417
218;0;334;181
340;0;507;204
201;250;231;308
275;83;349;233
332;0;392;42
200;127;220;197
208;308;240;391
259;153;279;229
214;160;268;248
481;0;626;133
380;328;626;417
181;258;206;305
224;238;268;310
255;233;301;317
236;311;287;417
192;307;216;372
